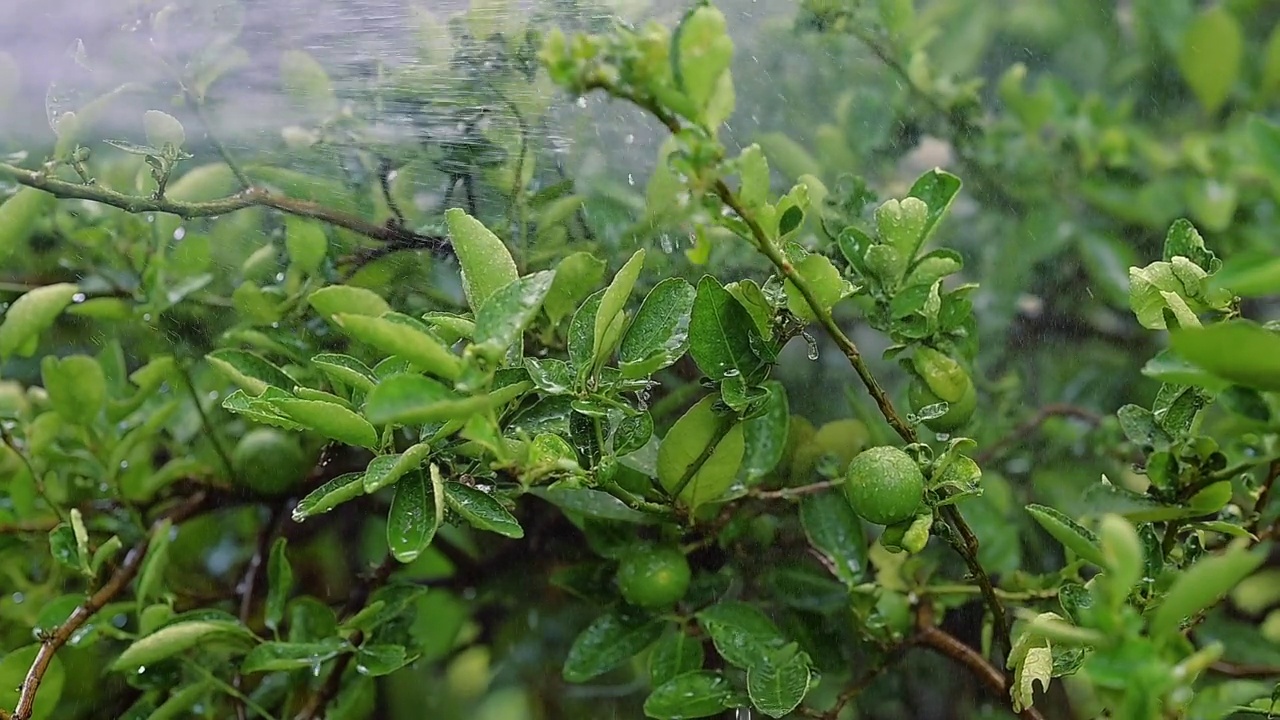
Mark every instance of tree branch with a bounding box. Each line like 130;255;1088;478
293;554;398;720
5;491;211;720
580;79;1012;659
974;403;1104;466
915;612;1046;720
0;161;450;254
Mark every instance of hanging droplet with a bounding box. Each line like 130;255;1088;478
802;331;819;360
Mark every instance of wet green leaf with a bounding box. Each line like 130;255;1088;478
1149;543;1268;638
593;249;646;365
656;395;745;509
475;271;556;354
241;638;349;674
0;188;55;262
544;252;606;327
445;208;519;312
800;490;868;587
333;313;462;381
746;644;811;718
207;349;297;396
618;277;695;378
0;283;79;359
443;482;523;538
696;601;787;669
268;398;378;449
265;538;292;633
644;671;739;719
688;275;766;381
1026;504;1106;567
562;611;665;682
649;628;705;687
293;472;366;521
308;285;391;319
111;620;254;671
387;471;441;563
1170;321;1280;391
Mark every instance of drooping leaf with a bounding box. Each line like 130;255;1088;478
307;285;391;319
644;672;740;720
562;611;666;682
1026;505;1106;567
110;620;254;671
740;381;789;481
746;645;812;718
240;638;349;674
443;482;523;538
268;398;378;449
656;395;745;509
387;471;441;563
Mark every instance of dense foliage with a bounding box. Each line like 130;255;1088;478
0;0;1278;718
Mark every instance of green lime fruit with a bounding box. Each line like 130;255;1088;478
844;446;925;526
616;544;692;609
232;428;311;494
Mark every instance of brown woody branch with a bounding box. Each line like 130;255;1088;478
2;491;211;720
914;606;1046;720
0;161;450;254
293;554;398;720
974;403;1104;466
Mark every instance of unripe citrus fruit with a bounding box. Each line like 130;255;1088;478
616;544;691;609
843;446;925;526
232;428;311;494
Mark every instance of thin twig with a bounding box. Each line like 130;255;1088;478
1209;660;1280;679
1249;459;1280;539
5;491;210;720
974;403;1104;466
750;480;839;500
0;161;450;254
915;608;1046;720
293;554;397;720
231;503;292;720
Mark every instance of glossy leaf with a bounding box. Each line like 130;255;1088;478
906;169;962;251
312;353;378;393
649;629;705;687
445;208;519;312
0;188;56;262
308;285;391;319
592;249;646;365
618;277;695;378
293;472;366;521
363;443;433;494
688;275;766;381
527;486;657;524
696;602;787;669
562;611;665;682
387;472;441;563
365;374;527;426
0;283;79;359
206;349;297;396
269;398;378;449
656;395;745;509
800;490;868;586
746;645;811;718
443;482;523;538
474;271;556;353
333;313;462;380
741;381;789;481
110;620;254;671
241;638;349;674
644;672;739;720
1026;504;1106;567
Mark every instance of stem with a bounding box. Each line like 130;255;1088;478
293;554;397;720
750;480;839;500
6;492;210;720
670;416;735;499
0;161;450;254
231;503;292;720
